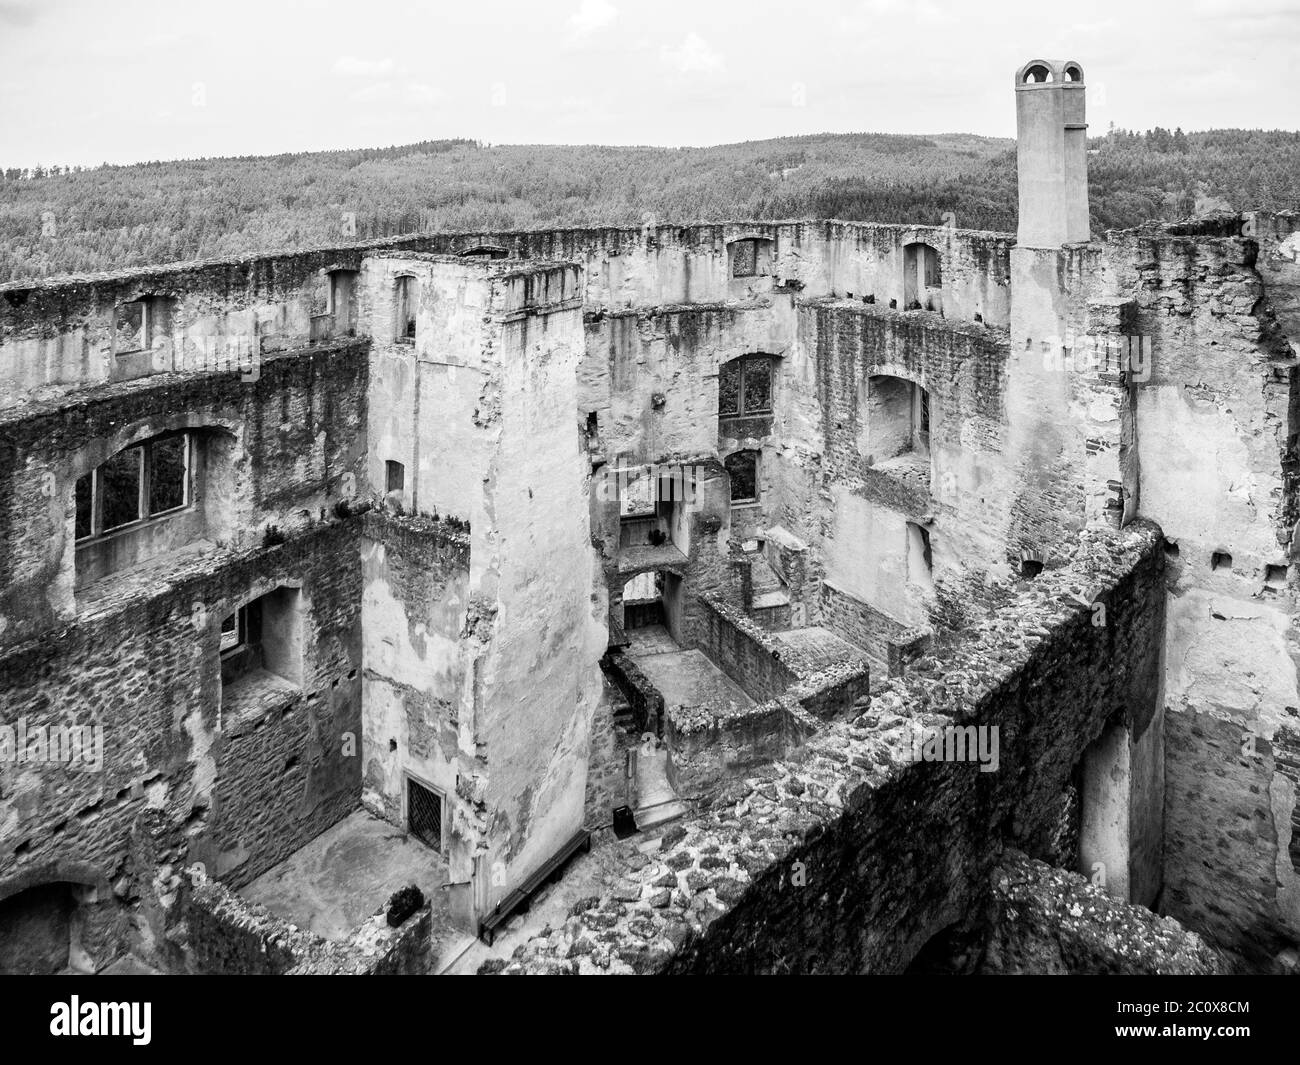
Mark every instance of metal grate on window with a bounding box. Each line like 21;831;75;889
408;778;443;851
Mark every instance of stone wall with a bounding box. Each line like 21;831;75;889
981;850;1220;975
490;523;1163;973
0;336;369;968
819;580;931;674
693;593;797;704
185;877;432;975
1106;223;1300;970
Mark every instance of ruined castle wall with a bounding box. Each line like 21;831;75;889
474;269;606;913
414;222;1012;329
0;341;369;965
358;513;471;850
580;303;792;468
800;301;1010;637
0;341;368;645
0;519;364;965
982;850;1220;975
362;256;500;524
0;249;378;400
1106;227;1300;968
495;524;1164;974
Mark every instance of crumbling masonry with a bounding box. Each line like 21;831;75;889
0;59;1297;974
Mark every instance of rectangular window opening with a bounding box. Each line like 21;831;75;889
385;460;405;493
732;239;758;278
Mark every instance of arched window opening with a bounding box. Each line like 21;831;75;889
459;245;508;261
75;432;191;542
73;427;233;590
1023;64;1052;84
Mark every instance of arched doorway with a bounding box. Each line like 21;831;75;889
0;880;96;974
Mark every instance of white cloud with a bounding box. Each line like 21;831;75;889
568;0;618;40
349;81;445;106
332;56;396;78
660;32;724;75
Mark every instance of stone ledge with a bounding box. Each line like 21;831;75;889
983;850;1222;975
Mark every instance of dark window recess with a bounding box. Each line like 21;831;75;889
1211;550;1232;572
732;239;758;278
395;276;417;340
742;358;772;414
719;355;776;418
74;475;93;540
114;300;147;352
718;359;741;416
408;779;442;851
100;447;142;532
386;460;405;493
219;600;264;686
924;248;941;288
75;433;191;542
917;524;933;571
726;450;759;504
149;436;187;514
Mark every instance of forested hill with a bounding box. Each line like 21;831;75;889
0;127;1296;283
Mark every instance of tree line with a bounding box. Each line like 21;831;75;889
0;128;1294;282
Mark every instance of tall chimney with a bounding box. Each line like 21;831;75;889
1014;59;1090;249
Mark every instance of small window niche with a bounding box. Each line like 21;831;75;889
382;460;403;507
725;450;760;506
907;521;934;592
903;242;941;311
385;459;405;494
328;269;359;337
1265;563;1288;590
728;237;772;280
1211;550;1232;572
114;295;175;356
219;586;304;713
394;275;418;342
865;375;930;463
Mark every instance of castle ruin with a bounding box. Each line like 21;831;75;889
0;59;1297;976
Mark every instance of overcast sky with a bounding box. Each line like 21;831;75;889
0;0;1295;169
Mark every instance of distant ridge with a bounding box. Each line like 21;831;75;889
0;128;1296;283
